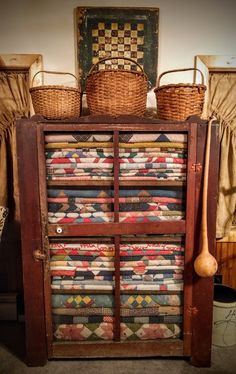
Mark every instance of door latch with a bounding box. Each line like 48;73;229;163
33;249;46;261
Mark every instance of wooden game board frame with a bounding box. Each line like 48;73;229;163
75;7;159;92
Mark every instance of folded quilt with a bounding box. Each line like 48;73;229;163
47;171;186;180
53;314;113;324
51;283;183;291
49;242;184;252
48;214;184;224
46;156;186;165
46;150;187;159
48;196;183;204
45;132;187;144
46;161;186;169
53;307;114;316
51;277;183;285
47;188;184;199
45;142;187;150
48;210;183;219
51;294;182;308
50;252;183;260
54;322;114;340
48;202;184;214
47;175;186;181
48;211;184;224
50;257;183;267
52;314;182;325
52;306;181;317
53;322;181;341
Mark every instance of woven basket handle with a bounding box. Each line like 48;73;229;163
88;57;144;75
156;68;204;87
31;70;78;87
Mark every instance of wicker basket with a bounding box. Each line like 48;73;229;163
86;57;148;116
154;68;206;121
29;70;81;119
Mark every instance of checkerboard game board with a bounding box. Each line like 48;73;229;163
92;22;145;71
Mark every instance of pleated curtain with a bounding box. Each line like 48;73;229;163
207;73;236;238
0;71;30;240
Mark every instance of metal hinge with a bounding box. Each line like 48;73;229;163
186;306;198;316
33;249;46;261
191;163;202;172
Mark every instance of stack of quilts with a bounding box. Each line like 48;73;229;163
52;290;182;341
50;238;184;341
120;241;184;291
50;242;115;291
45;132;187;182
118;132;187;181
47;187;185;224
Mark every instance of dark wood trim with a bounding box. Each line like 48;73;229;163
42;123;189;132
183;123;197;355
113;130;120;222
47;221;186;237
36;125;54;358
16;120;47;366
114;235;121;341
51;339;184;358
16;116;219;367
31;114;191;127
191;121;219;367
113;130;121;341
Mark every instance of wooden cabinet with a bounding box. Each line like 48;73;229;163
16;115;219;367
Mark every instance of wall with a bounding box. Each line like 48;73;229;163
0;0;236;87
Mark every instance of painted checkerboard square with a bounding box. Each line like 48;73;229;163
77;7;159;90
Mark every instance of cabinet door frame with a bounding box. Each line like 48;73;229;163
16;117;219;367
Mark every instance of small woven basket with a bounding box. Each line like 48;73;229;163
86;57;148;116
154;68;206;121
29;70;81;119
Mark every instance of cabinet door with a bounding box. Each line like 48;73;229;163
36;124;195;358
17;119;218;366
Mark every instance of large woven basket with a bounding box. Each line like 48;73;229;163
29;70;81;119
86;57;148;116
154;68;206;121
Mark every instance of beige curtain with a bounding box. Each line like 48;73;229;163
0;71;30;239
208;73;236;238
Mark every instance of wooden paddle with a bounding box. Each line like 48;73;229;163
194;119;218;277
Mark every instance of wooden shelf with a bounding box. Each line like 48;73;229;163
47;221;186;237
51;339;184;358
49;235;185;243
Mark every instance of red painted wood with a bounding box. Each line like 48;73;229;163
191;121;219;367
16;116;219;367
113;131;121;341
183;122;197;355
114;235;121;341
51;339;183;358
113;130;120;222
47;221;186;236
36;125;54;357
16;120;47;366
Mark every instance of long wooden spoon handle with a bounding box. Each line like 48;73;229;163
194;119;218;277
201;118;213;249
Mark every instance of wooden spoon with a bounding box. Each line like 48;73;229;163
194;119;218;277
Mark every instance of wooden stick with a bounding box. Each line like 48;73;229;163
194;119;218;277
